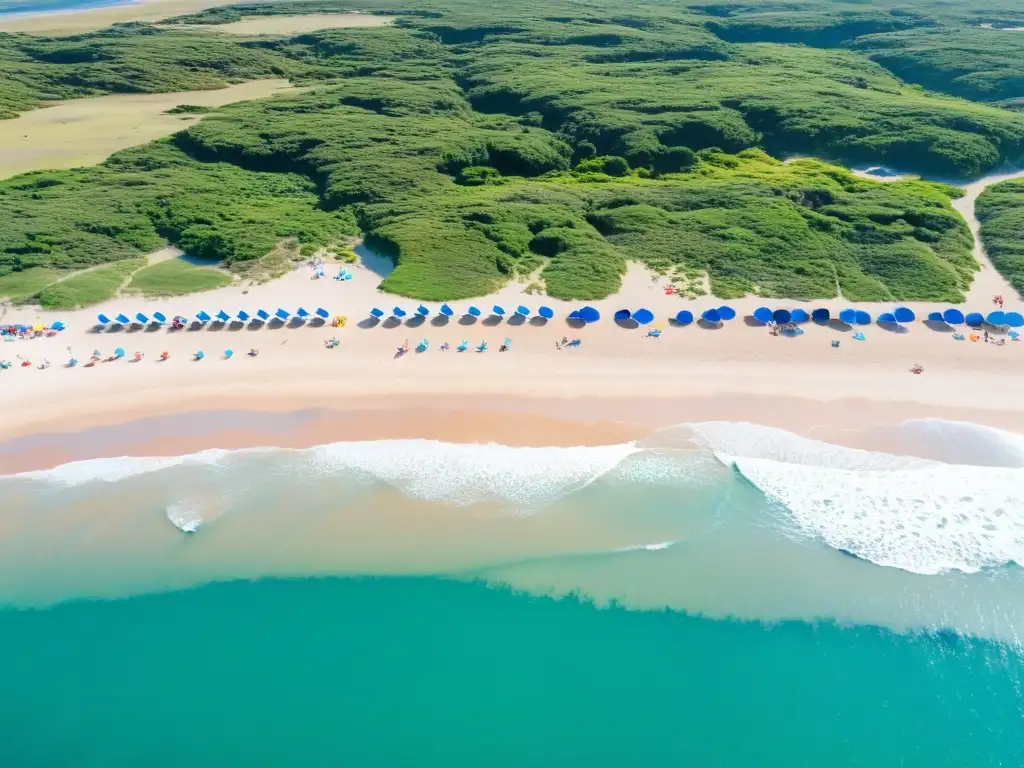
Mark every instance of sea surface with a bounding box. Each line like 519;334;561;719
0;0;131;16
1;419;1023;765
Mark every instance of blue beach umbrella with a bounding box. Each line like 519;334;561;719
943;308;965;325
315;308;330;319
51;321;65;331
392;307;407;318
135;313;149;324
97;313;111;325
516;305;530;317
492;305;506;316
987;310;1007;326
675;310;694;326
614;309;632;322
701;308;722;324
257;309;270;321
196;311;211;323
1005;312;1024;328
791;308;810;324
194;350;205;360
878;312;896;323
440;304;454;317
717;305;736;321
115;313;130;325
568;310;581;321
894;306;915;324
153;312;167;324
838;308;858;325
927;311;944;322
467;306;481;317
296;308;310;319
416;305;430;317
216;310;230;322
633;308;655;325
855;310;871;326
114;347;125;358
275;308;289;321
370;308;384;318
773;309;792;325
579;306;600;323
538;306;554;319
237;311;250;322
812;308;830;323
224;349;234;359
966;312;984;327
752;307;773;324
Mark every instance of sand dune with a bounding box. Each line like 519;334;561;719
192;13;395;36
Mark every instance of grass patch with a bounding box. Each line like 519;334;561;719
37;259;145;310
977;179;1024;296
0;267;60;303
126;258;232;296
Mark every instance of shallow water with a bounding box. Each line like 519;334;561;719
2;419;1023;762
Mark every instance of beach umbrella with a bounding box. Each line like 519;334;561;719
115;313;130;325
369;307;384;318
838;308;857;325
966;312;984;327
51;321;66;331
987;310;1007;326
773;309;792;324
224;349;234;359
196;311;211;323
195;351;205;360
391;307;406;318
579;306;600;323
894;306;915;324
633;308;655;325
942;308;965;325
568;310;581;320
878;312;896;323
791;308;810;324
927;311;944;322
614;309;631;322
97;313;111;325
812;308;830;323
296;308;310;318
855;310;871;325
153;312;167;324
275;309;289;321
114;347;125;358
675;310;694;326
216;310;230;322
315;308;330;319
440;304;454;317
135;313;149;324
1005;312;1024;328
492;305;506;316
701;308;722;324
752;307;773;324
717;305;736;321
538;306;554;319
467;306;481;317
516;305;530;317
256;309;270;321
416;305;430;316
237;311;250;322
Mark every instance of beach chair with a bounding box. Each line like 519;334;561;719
568;338;582;347
853;332;865;341
417;339;429;352
501;337;512;351
67;358;78;367
476;341;488;352
830;340;840;348
457;339;468;352
953;333;965;341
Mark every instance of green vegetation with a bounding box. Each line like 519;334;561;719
126;258;232;296
0;267;59;303
166;104;214;115
36;259;145;309
976;180;1024;296
2;0;1024;301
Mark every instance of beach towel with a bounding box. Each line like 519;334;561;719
853;332;865;341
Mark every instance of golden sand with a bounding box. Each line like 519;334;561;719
192;13;395;36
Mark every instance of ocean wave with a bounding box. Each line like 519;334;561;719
9;449;233;486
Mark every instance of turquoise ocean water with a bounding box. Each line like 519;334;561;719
1;419;1023;765
0;0;131;16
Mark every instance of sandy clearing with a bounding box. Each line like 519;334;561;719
0;79;301;179
189;13;395;36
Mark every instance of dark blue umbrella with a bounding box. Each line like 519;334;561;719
1005;311;1024;328
927;311;943;322
416;305;429;316
370;307;384;318
701;308;722;324
675;310;694;326
467;306;481;317
315;308;329;319
237;311;250;322
440;304;454;317
614;309;631;322
791;308;810;324
135;313;149;324
538;306;554;319
392;307;407;318
966;312;984;327
773;309;792;324
752;307;773;324
855;310;871;325
579;306;600;323
812;308;830;323
987;310;1007;326
275;308;289;321
633;308;654;325
116;313;131;325
296;308;310;318
196;311;211;323
568;310;581;320
838;308;857;325
717;305;736;321
516;305;530;317
878;312;896;323
492;305;506;316
216;310;230;322
97;313;111;325
153;312;167;324
894;306;915;324
257;309;270;321
943;308;965;325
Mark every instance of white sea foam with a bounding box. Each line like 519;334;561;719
613;540;676;553
165;502;203;533
8;449;232;486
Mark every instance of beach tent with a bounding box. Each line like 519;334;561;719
370;308;384;318
296;308;310;319
987;310;1007;326
942;308;965;325
966;312;984;327
1005;312;1024;328
812;308;830;323
633;308;655;325
675;310;694;326
416;305;430;317
790;308;810;324
257;309;271;322
538;306;554;320
116;313;131;325
440;304;454;317
237;311;250;322
135;313;149;325
614;309;632;322
701;308;722;324
467;306;482;317
773;309;792;324
752;307;773;324
838;308;857;325
196;311;212;324
516;305;530;317
927;311;944;322
97;314;111;325
855;310;871;325
492;305;506;316
153;313;167;325
894;306;915;324
391;307;407;318
275;309;289;321
216;310;230;323
717;305;737;321
579;306;600;323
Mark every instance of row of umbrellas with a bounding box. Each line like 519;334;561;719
752;306;1024;328
928;309;1024;328
97;308;332;326
371;304;558;320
